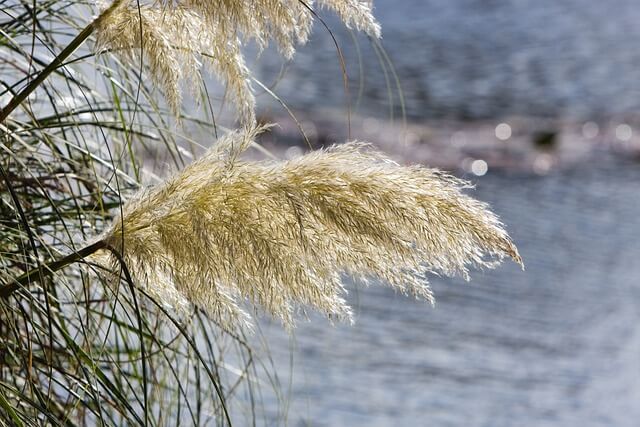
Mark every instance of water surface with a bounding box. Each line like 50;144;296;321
254;0;640;120
256;154;640;426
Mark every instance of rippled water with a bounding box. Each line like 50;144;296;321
254;154;640;426
254;0;640;120
244;2;640;425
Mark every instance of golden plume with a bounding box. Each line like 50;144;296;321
93;0;382;121
94;4;255;122
100;127;522;330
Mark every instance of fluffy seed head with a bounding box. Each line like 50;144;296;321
317;0;381;38
94;4;255;122
101;127;522;330
93;0;381;122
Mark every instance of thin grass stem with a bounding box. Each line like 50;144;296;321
0;0;124;123
0;240;107;298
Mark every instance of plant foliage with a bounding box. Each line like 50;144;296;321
0;0;520;425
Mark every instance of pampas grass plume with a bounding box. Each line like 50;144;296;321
101;127;522;330
93;0;381;121
94;4;255;121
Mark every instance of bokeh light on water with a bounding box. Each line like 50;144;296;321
495;123;512;141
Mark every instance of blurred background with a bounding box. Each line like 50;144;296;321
244;1;640;425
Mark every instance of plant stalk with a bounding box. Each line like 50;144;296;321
0;24;95;123
0;0;124;123
0;0;126;294
0;240;107;298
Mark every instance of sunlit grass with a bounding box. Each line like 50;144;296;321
0;1;266;424
0;1;520;425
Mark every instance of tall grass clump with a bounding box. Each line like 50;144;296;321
0;0;521;424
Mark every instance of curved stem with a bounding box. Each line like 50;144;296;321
0;24;94;123
0;0;126;293
0;240;107;298
0;0;124;123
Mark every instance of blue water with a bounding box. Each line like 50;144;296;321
254;0;640;120
245;3;640;425
253;154;640;426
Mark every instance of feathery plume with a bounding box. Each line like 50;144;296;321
94;4;255;122
100;127;522;330
93;0;381;121
317;0;381;38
